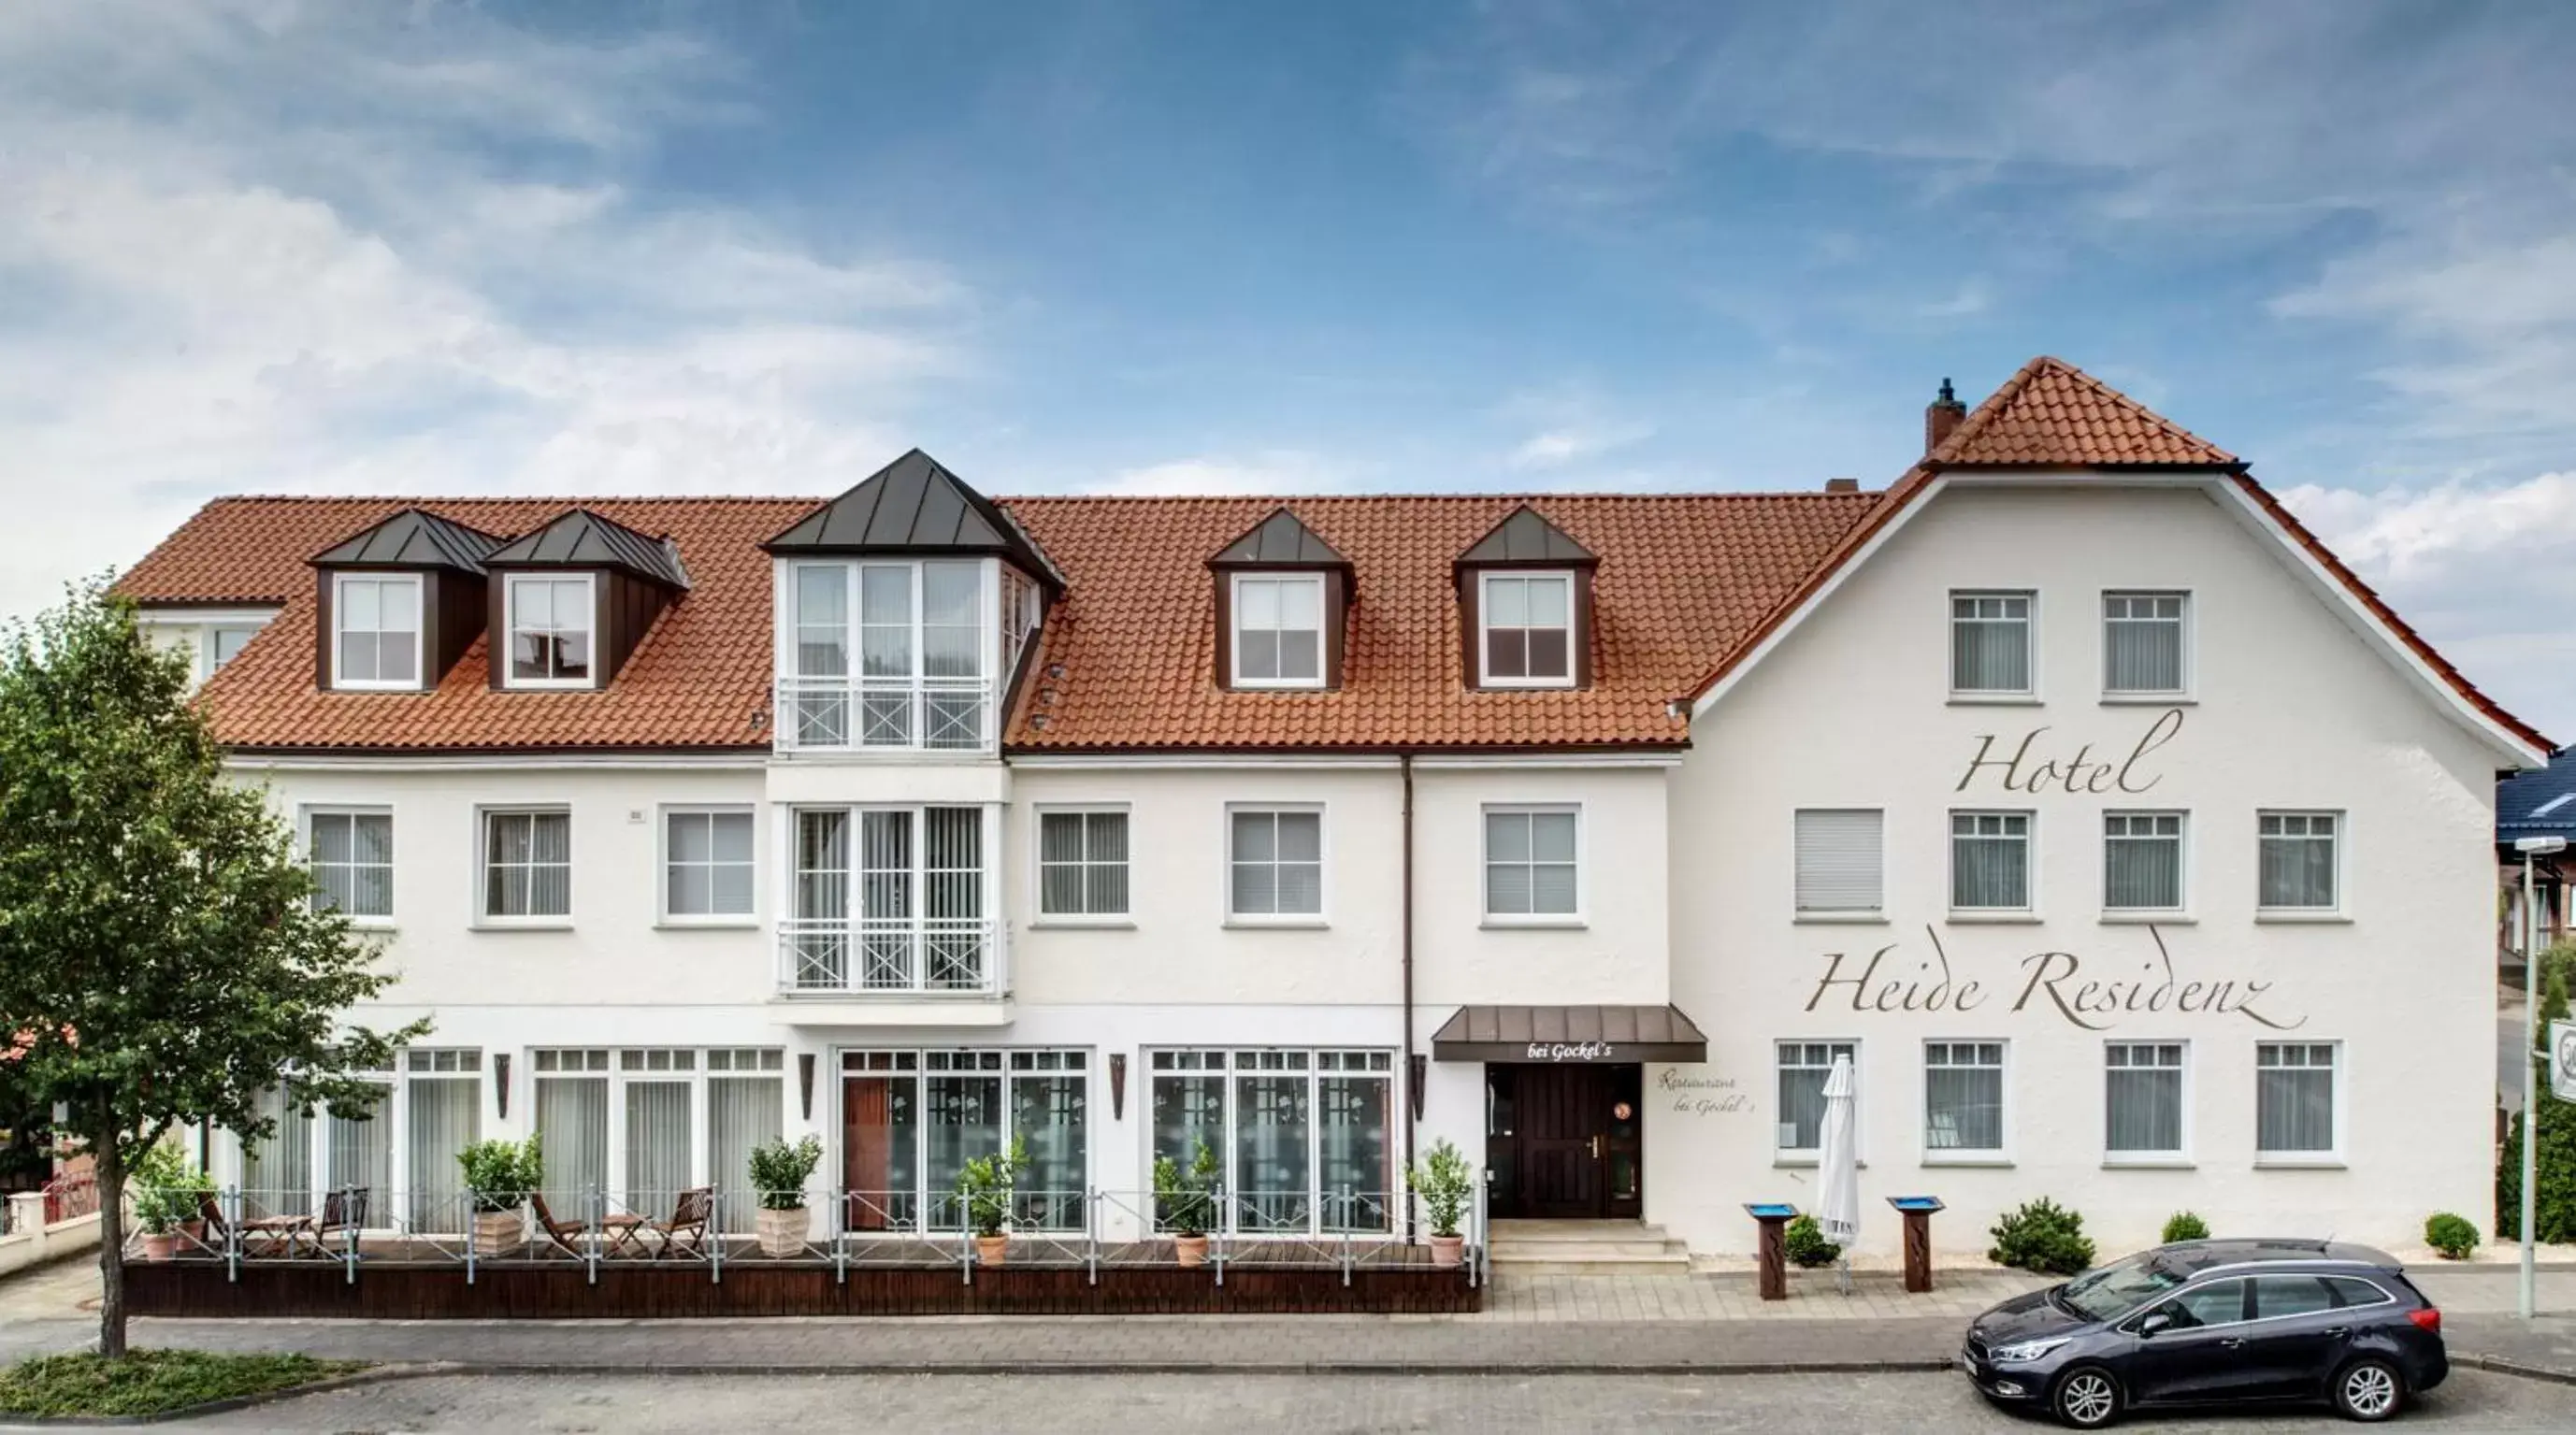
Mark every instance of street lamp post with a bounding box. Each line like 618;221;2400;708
2514;834;2566;1321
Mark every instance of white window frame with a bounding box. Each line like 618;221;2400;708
2256;811;2344;917
659;805;757;927
2102;1039;2192;1167
476;805;573;928
2101;810;2189;918
206;623;262;678
329;572;425;692
1772;1039;1860;1165
1921;1039;2010;1166
1949;588;2036;700
2101;589;2193;700
2254;1040;2345;1166
1139;1047;1396;1239
1228;573;1328;690
1031;805;1133;926
1948;810;2036;918
1224;803;1328;926
502;572;597;691
1792;808;1886;921
1479;804;1583;926
302;805;396;927
1476;570;1577;689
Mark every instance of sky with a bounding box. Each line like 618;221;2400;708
8;0;2576;736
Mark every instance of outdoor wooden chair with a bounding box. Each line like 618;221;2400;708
313;1186;369;1256
529;1191;608;1258
201;1189;312;1257
638;1186;712;1259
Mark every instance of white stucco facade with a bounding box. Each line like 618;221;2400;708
185;473;2526;1259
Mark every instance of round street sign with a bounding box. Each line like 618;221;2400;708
2554;1021;2576;1103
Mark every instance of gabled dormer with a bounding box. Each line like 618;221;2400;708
309;509;504;692
762;449;1059;753
480;509;689;692
1208;508;1354;691
1456;505;1596;690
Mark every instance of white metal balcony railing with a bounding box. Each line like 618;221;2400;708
774;676;991;753
778;917;1000;997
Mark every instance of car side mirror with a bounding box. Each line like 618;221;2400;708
2137;1313;2172;1339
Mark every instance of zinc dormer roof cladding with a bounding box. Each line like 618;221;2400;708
482;509;692;693
310;507;505;572
482;508;691;590
764;447;1062;595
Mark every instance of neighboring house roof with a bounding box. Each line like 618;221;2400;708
1683;357;2550;763
2499;752;2576;844
121;497;803;753
112;357;2549;759
483;509;691;590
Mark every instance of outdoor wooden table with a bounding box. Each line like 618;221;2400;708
1887;1196;1945;1293
1744;1202;1798;1300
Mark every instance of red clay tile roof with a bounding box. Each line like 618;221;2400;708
120;498;806;752
999;494;1875;751
1930;356;2238;467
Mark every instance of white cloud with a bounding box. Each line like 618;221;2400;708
0;0;974;622
1492;384;1655;472
1092;452;1345;496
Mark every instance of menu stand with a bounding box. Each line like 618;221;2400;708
1887;1196;1946;1293
1744;1202;1799;1301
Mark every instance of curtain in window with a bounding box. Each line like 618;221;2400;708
487;812;570;918
859;811;912;987
1040;812;1128;916
1233;1071;1311;1233
1318;1073;1390;1232
324;1085;393;1215
2259;816;2337;909
536;1075;609;1214
2104;815;2182;910
794;566;849;676
922;563;983;679
2257;1044;2336;1153
244;1085;314;1217
1231;811;1322;916
709;1075;783;1233
1774;1043;1851;1151
405;1077;480;1231
623;1081;692;1215
1485;811;1577;915
1950;815;2029;909
2104;594;2184;693
2106;1044;2183;1153
1923;1043;2003;1151
1950;596;2029;692
923;1071;1001;1230
1793;810;1883;912
1009;1066;1087;1230
311;812;393;917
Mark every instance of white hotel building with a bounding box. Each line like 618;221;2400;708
120;358;2546;1258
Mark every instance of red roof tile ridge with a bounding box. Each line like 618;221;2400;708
999;489;1878;503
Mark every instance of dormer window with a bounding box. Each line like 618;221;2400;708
1455;505;1597;691
332;573;423;689
505;574;595;688
1477;572;1575;687
1230;574;1325;688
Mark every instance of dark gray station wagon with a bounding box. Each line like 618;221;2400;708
1960;1240;2447;1427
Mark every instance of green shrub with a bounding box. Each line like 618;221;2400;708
2497;1096;2576;1244
1153;1140;1220;1237
2160;1211;2209;1244
747;1135;823;1212
955;1136;1028;1238
455;1136;542;1213
1988;1197;2096;1275
1782;1213;1841;1268
2425;1212;2479;1259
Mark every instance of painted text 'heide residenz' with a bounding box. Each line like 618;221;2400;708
116;359;2548;1259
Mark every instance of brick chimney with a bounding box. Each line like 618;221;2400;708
1823;478;1859;493
1925;377;1967;455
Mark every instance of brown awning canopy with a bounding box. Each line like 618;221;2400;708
1431;1004;1707;1063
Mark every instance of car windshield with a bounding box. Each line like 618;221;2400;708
2055;1253;2186;1321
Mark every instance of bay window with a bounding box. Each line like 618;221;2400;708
1146;1049;1393;1236
782;560;991;750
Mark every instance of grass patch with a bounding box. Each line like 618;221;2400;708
0;1350;369;1417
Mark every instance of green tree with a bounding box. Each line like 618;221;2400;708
0;583;425;1356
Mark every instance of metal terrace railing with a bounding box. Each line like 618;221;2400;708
776;918;1000;997
773;676;993;753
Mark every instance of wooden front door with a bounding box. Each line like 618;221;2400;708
1488;1064;1643;1219
842;1076;899;1230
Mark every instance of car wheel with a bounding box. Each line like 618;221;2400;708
2332;1358;2403;1422
2051;1366;2123;1429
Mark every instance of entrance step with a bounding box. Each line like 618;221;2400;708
1488;1219;1692;1275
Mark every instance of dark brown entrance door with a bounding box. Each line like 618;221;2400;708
1486;1064;1644;1219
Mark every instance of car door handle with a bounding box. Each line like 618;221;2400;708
2218;1337;2248;1348
2324;1327;2351;1339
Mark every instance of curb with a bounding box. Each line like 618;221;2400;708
2459;1353;2576;1388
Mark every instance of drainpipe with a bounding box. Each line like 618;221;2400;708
1401;753;1418;1241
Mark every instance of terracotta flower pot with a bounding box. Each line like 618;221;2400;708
1173;1233;1209;1269
141;1232;178;1262
1428;1233;1465;1269
756;1205;810;1257
974;1233;1010;1267
471;1207;524;1256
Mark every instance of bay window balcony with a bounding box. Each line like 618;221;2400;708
776;559;998;754
776;805;1003;1001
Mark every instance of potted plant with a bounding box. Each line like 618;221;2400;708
1406;1138;1474;1269
955;1136;1028;1267
129;1144;202;1261
1154;1139;1221;1268
457;1135;542;1256
748;1134;824;1257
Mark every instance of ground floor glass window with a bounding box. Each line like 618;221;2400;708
1147;1049;1393;1236
840;1049;1088;1233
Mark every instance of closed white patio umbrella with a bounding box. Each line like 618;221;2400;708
1816;1053;1860;1295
